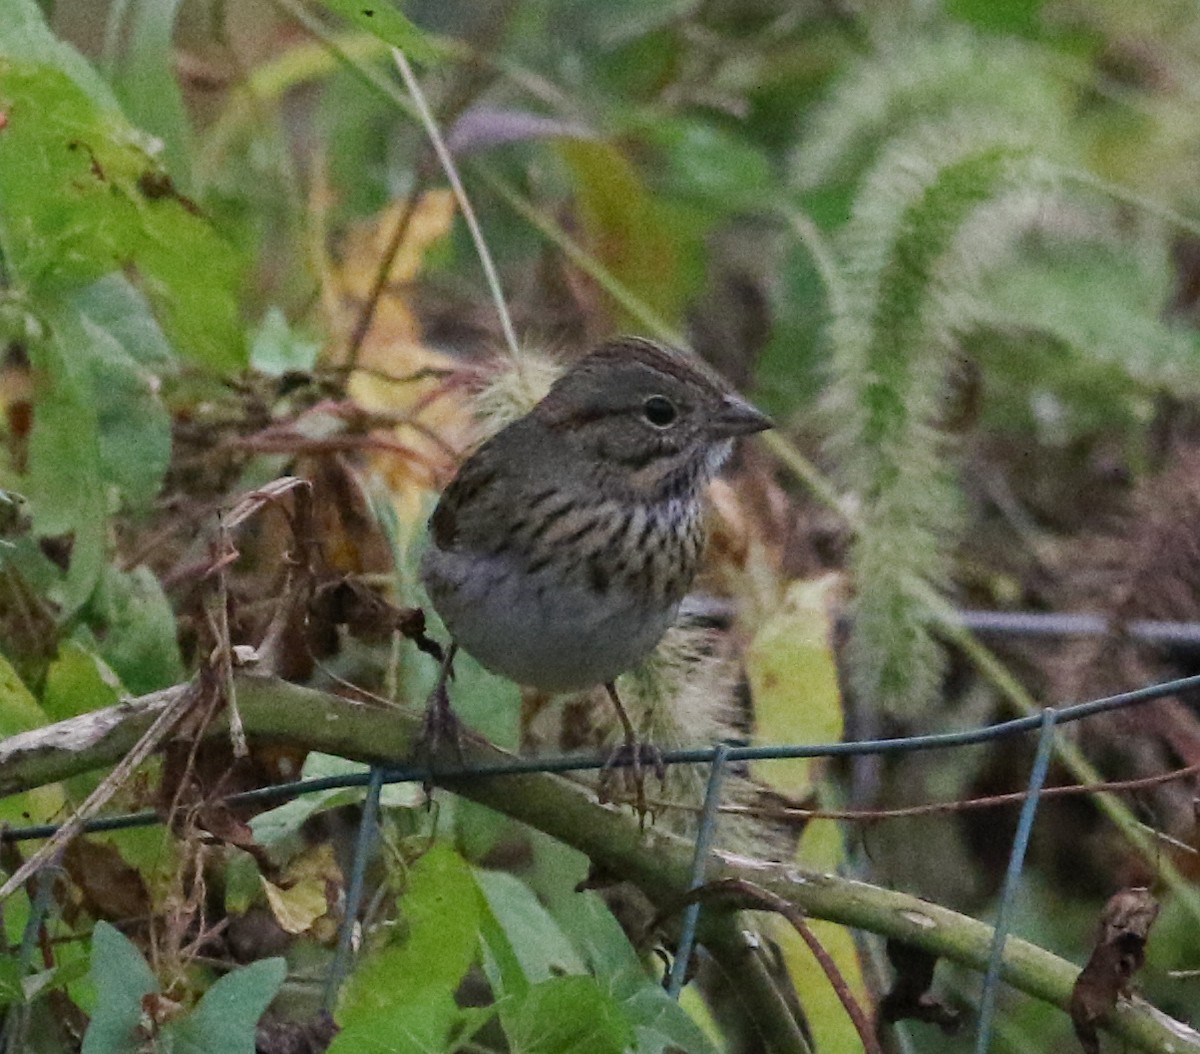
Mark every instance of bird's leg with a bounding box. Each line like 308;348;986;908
419;642;462;784
598;681;665;822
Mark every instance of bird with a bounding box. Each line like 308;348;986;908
419;336;772;809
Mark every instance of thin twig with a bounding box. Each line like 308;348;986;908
343;167;430;372
211;512;247;758
717;759;1200;824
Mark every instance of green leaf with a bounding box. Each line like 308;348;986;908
0;653;48;735
0;955;24;1008
319;0;439;64
84;565;183;694
68;275;175;369
328;994;490;1054
554;892;642;980
0;0;120;109
42;641;123;722
24;331;107;613
637;117;774;210
165;957;286;1054
502;976;633;1054
338;844;482;1020
112;0;192;185
81;922;158;1054
334;847;485;1053
550;893;721;1054
621;983;722;1054
475;868;584;996
54;283;174;511
250;307;322;376
250;752;421;847
23;958;89;1004
947;0;1043;35
0;61;247;371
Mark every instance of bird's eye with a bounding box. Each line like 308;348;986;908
642;395;678;427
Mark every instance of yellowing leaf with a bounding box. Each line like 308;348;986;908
746;574;844;796
260;843;340;935
261;875;329;935
338;190;456;361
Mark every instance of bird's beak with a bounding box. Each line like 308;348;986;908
710;393;773;437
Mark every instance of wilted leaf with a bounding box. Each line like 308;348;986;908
558;139;687;328
1070;888;1160;1054
261;877;329;937
62;837;152;923
878;938;961;1033
261;843;341;936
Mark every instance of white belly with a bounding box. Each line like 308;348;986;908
421;544;676;691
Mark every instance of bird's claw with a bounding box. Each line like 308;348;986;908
417;677;465;797
598;736;666;826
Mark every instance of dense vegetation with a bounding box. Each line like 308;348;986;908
3;0;1200;1051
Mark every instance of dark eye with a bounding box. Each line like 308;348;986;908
642;395;677;427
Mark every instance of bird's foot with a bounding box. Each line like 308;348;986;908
416;645;463;796
599;735;666;827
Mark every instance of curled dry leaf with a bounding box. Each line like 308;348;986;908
1069;887;1160;1054
61;836;152;925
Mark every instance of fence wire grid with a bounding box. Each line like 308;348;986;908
5;609;1200;1053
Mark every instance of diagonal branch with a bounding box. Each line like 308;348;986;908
0;675;1198;1054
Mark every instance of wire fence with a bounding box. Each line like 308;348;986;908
4;613;1200;1052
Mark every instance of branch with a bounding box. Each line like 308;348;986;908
2;675;1198;1054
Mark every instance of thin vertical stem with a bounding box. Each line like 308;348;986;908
392;49;525;383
